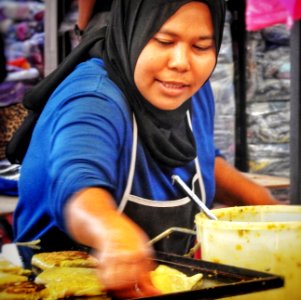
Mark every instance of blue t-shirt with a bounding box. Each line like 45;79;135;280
13;58;218;244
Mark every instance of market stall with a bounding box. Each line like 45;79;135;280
0;1;300;299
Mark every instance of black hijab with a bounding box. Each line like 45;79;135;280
6;0;225;166
102;0;226;167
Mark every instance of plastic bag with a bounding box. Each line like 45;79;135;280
246;0;301;31
278;0;301;20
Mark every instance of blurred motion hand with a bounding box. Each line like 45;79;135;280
94;213;161;298
66;187;161;298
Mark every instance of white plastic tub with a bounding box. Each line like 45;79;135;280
195;205;301;300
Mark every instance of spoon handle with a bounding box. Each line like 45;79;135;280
172;175;217;220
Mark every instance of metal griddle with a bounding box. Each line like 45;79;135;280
2;244;284;300
86;251;284;300
133;251;284;300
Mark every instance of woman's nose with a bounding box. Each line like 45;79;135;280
168;44;190;72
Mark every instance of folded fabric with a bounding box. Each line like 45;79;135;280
247;101;290;144
247;0;301;29
262;25;290;46
5;67;40;82
5;32;44;63
0;81;33;107
0;1;44;22
0;177;18;196
278;0;301;21
246;29;291;102
0;103;28;160
248;143;290;177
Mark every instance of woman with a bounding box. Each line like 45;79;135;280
75;0;112;36
76;0;96;33
13;0;279;298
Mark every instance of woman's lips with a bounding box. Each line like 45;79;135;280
157;80;189;96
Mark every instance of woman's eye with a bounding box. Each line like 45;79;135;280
193;44;213;51
154;38;173;45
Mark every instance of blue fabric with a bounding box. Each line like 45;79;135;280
14;58;218;244
0;177;18;196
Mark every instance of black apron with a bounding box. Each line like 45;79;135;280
119;113;206;255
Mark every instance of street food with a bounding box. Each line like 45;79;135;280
0;271;28;286
0;257;31;275
0;281;47;300
0;250;203;298
31;250;99;270
150;264;203;294
35;267;109;299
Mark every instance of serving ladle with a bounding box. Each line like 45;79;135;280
172;175;217;220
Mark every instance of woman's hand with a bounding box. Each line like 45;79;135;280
94;212;161;298
65;187;161;298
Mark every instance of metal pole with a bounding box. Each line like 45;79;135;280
44;0;58;76
227;0;248;171
289;20;301;204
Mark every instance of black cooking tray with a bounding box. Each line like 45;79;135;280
130;251;284;300
3;245;284;300
82;251;284;300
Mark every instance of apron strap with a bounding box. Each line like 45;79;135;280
186;110;206;205
119;111;206;211
118;114;138;212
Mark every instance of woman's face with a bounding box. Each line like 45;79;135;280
134;1;216;111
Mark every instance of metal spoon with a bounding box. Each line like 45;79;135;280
172;175;217;220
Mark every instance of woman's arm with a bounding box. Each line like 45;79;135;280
64;187;161;298
214;156;281;206
77;0;97;30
